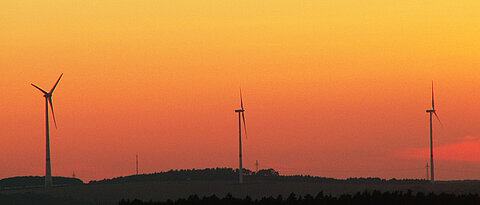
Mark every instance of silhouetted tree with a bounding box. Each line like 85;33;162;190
118;192;480;205
255;169;279;177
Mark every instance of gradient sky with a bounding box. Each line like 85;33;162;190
1;1;480;181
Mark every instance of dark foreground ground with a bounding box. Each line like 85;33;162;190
2;180;480;205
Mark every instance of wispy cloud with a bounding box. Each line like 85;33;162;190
457;135;480;141
398;136;480;162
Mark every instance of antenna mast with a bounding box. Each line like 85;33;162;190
136;154;139;175
426;162;429;181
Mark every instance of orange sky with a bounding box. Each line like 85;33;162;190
1;1;480;181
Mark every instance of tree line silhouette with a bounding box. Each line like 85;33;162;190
0;176;82;190
89;167;426;185
119;191;480;205
0;168;428;189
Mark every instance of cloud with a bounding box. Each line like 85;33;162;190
399;136;480;162
457;136;480;141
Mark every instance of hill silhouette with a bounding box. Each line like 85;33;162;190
2;168;480;205
88;167;427;185
0;176;83;190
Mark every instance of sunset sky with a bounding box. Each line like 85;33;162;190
1;1;480;181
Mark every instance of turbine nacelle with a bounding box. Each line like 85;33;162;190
235;109;245;113
426;109;435;113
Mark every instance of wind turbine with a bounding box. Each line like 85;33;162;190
31;73;63;188
235;89;248;184
426;81;441;183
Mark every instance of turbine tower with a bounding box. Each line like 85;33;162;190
426;81;441;183
31;73;63;188
235;89;247;184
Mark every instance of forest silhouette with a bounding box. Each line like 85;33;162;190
88;168;426;185
1;167;428;190
119;191;480;205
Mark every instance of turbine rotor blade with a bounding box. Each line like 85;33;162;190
433;111;443;126
240;89;244;110
48;97;57;129
239;88;247;138
431;81;435;110
49;73;63;93
242;112;247;139
31;84;47;94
